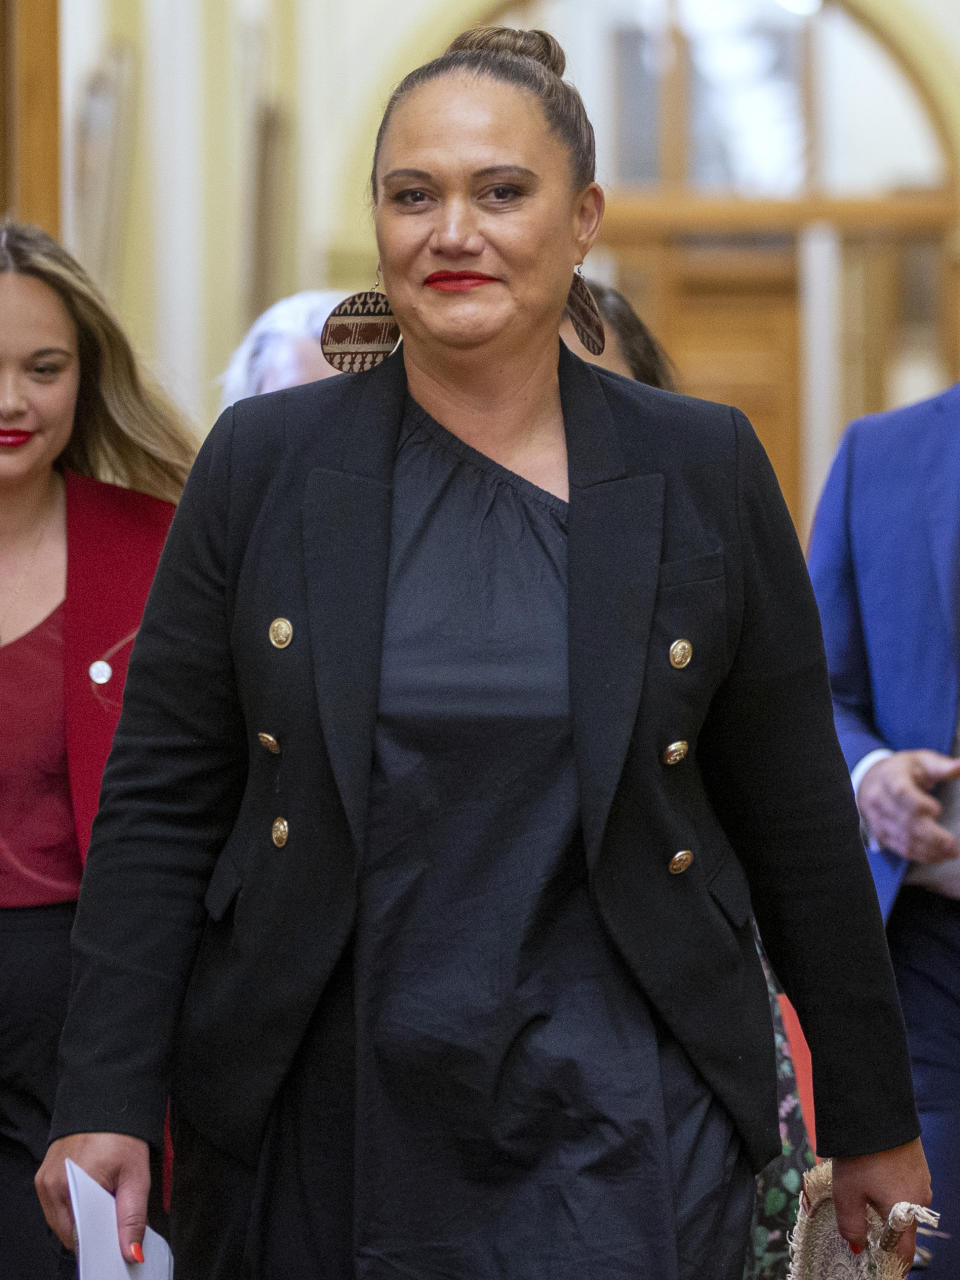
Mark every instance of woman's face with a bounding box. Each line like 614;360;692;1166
373;73;603;359
0;272;79;489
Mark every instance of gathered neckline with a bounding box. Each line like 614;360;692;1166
402;397;569;517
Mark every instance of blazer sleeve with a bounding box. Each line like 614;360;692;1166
806;427;890;770
52;411;247;1148
698;412;918;1157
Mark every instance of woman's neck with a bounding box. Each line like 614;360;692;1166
0;467;63;545
0;466;67;645
402;335;569;498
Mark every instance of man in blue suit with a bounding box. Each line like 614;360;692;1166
808;382;960;1275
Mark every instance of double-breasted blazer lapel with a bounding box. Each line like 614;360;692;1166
561;348;665;867
301;355;406;856
301;346;665;868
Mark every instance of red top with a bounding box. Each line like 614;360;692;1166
0;602;83;905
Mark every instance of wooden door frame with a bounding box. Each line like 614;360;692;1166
598;190;960;385
1;0;60;234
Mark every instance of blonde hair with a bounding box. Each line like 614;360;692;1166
372;27;595;200
0;219;196;504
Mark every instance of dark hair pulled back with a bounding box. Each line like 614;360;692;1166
371;27;596;199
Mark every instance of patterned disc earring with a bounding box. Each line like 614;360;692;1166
564;268;605;356
320;271;401;372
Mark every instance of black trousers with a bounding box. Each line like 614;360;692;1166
888;886;960;1278
0;903;77;1280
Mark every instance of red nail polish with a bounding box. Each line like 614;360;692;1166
850;1243;862;1256
130;1242;145;1264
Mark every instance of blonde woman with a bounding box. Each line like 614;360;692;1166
0;220;194;1278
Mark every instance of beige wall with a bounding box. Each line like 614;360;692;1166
59;0;960;431
60;0;301;426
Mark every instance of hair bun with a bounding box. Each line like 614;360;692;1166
446;27;566;78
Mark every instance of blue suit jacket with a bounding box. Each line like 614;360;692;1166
808;382;960;919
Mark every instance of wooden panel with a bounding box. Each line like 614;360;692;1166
599;191;957;243
670;294;800;523
623;245;801;525
659;22;688;188
3;0;59;233
0;1;10;213
842;238;900;419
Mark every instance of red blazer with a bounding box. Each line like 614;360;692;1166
63;470;174;860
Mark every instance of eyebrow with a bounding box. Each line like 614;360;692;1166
29;347;74;359
474;166;539;183
381;165;540;184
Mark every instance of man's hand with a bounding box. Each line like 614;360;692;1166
832;1137;932;1270
35;1132;150;1264
858;750;960;863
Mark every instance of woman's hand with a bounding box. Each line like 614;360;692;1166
831;1137;932;1269
35;1132;150;1263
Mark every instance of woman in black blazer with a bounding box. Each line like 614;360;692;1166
39;26;928;1280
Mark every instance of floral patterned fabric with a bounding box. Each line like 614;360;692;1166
743;952;817;1279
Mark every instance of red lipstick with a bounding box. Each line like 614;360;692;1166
0;430;31;447
424;271;498;292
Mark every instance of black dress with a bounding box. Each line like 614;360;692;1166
170;398;754;1280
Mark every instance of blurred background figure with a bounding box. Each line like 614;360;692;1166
808;382;960;1276
569;278;815;1280
219;289;346;409
0;219;195;1279
561;279;677;390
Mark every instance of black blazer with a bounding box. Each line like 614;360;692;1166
53;345;918;1172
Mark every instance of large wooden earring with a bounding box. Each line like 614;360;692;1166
320;276;401;372
565;269;605;356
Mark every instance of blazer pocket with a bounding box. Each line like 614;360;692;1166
203;855;242;922
658;549;724;589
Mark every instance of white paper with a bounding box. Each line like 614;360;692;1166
65;1158;174;1280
